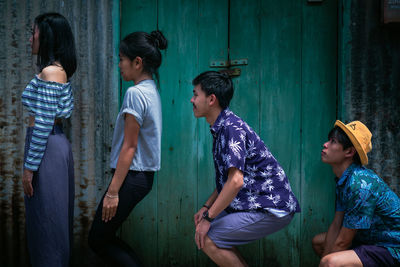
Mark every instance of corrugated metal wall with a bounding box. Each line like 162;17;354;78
0;0;119;266
340;0;400;194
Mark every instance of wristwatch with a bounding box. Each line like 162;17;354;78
202;210;214;222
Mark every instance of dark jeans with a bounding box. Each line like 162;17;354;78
88;170;154;267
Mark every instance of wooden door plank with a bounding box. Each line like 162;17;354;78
196;0;229;265
229;1;262;266
119;1;159;266
300;0;338;266
120;0;158;104
229;0;260;133
258;0;302;266
156;0;203;265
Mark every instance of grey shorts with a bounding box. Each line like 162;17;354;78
207;210;294;249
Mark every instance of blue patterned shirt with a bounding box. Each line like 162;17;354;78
210;109;300;213
336;164;400;261
21;75;73;171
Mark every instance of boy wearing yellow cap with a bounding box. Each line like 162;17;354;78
312;120;400;267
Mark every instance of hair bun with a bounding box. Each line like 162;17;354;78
150;30;168;50
220;71;230;79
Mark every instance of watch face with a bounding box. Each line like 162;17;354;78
202;210;213;222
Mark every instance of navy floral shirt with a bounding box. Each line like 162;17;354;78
210;109;300;213
336;164;400;261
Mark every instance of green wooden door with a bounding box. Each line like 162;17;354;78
120;1;337;266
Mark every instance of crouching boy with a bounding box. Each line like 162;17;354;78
191;71;300;267
313;120;400;267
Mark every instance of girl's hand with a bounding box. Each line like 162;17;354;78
102;193;119;222
22;169;34;197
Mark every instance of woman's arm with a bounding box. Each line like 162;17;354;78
102;113;140;222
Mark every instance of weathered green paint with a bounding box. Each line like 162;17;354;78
156;1;199;265
254;1;302;266
195;1;229;266
300;1;338;266
228;3;263;266
120;1;159;266
121;0;337;266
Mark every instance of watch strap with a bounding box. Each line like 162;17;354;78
202;210;214;222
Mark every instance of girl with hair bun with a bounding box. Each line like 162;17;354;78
21;12;76;266
89;30;167;266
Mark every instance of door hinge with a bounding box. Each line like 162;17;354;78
210;58;247;77
219;68;241;77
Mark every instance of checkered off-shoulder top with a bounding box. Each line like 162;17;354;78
21;75;74;171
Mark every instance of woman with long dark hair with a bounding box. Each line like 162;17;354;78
88;30;167;266
21;12;76;266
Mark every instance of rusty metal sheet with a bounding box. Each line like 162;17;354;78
0;0;119;265
341;0;400;194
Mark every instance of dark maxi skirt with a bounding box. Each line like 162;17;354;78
24;125;74;267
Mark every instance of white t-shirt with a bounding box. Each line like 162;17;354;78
110;80;162;171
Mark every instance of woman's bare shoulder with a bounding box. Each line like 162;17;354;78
38;65;67;84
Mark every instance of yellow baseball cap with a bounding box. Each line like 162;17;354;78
334;120;372;165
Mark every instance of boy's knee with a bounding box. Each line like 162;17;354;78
312;232;325;246
202;235;213;249
312;234;321;249
201;235;218;254
311;232;326;256
312;235;319;246
320;254;339;267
